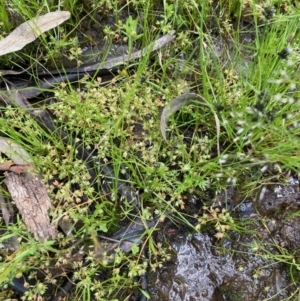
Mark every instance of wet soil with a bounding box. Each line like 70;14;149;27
148;177;300;301
149;233;254;301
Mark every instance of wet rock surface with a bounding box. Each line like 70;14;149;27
256;177;300;216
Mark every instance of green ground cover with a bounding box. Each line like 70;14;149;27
0;0;300;300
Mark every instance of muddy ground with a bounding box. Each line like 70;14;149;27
149;177;300;300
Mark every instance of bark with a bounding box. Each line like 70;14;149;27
4;172;56;241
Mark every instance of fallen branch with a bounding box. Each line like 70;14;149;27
0;136;56;241
4;172;56;241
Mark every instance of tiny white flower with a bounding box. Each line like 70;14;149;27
274;79;283;85
237;120;246;125
289;83;296;91
236;128;244;135
260;165;268;173
273;94;282;101
279;70;288;79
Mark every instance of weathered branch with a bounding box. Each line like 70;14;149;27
4;172;56;241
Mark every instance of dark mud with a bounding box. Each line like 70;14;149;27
149;233;254;301
148;177;300;301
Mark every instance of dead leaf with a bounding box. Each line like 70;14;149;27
0;11;70;56
65;30;176;73
160;93;209;141
0;69;26;76
0;162;34;174
0;137;32;164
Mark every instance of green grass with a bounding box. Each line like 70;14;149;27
0;0;300;300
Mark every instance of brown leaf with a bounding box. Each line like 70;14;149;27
0;137;32;164
0;11;70;56
0;162;34;174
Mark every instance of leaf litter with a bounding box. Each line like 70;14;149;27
0;11;70;56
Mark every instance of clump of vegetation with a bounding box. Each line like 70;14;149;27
0;0;300;300
196;207;235;239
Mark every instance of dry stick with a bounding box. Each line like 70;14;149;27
5;172;57;241
0;31;176;110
